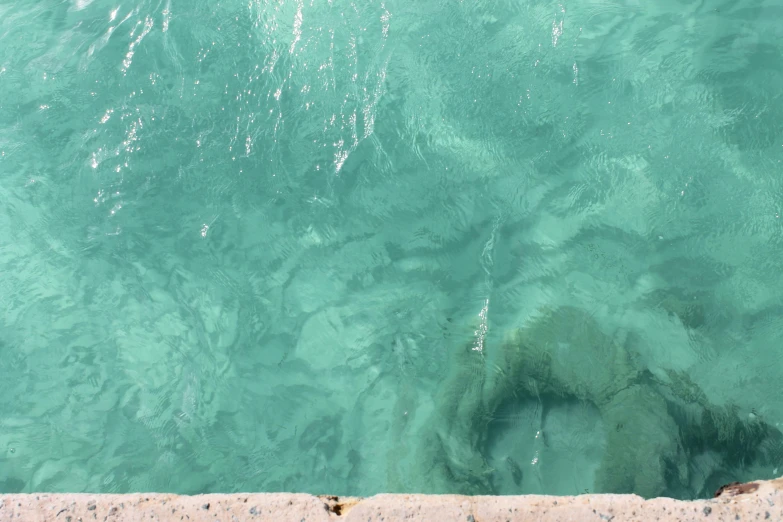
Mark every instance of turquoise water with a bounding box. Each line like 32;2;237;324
2;0;783;500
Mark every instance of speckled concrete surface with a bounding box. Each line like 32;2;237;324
1;478;781;521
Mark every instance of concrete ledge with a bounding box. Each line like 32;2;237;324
1;478;781;521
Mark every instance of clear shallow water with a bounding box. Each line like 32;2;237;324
1;0;783;499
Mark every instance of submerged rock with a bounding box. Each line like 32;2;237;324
412;306;782;498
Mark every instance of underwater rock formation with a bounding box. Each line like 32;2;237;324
415;306;782;498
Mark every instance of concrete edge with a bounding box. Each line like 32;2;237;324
1;477;781;521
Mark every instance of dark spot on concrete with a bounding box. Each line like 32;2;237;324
715;482;760;498
250;507;257;515
765;513;770;519
703;506;712;516
87;505;96;511
467;516;475;522
320;495;359;517
202;503;210;510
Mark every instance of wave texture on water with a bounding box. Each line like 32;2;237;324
1;0;783;499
